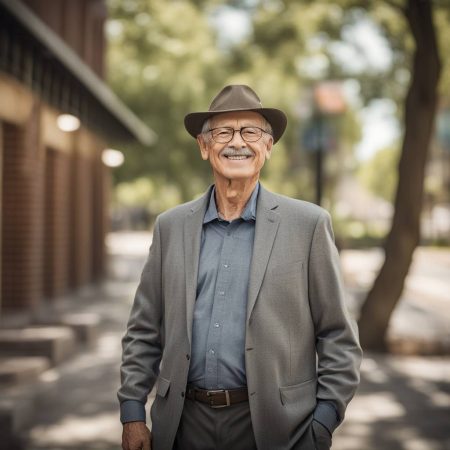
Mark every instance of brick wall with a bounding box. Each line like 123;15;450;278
1;100;108;312
1;105;45;310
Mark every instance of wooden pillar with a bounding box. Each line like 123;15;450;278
70;146;93;286
43;147;71;299
0;121;3;315
92;148;108;281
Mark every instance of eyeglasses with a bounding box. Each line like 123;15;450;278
207;127;272;143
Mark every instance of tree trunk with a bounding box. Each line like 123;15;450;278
358;0;441;351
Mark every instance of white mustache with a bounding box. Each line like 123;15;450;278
221;147;254;157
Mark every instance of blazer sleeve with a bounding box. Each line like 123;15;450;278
117;217;164;423
308;210;362;431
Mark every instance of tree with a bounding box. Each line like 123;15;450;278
358;0;442;351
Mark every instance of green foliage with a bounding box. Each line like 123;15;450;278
115;176;182;214
106;0;450;214
107;0;227;200
357;144;400;202
106;0;367;207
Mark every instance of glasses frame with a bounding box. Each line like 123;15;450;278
206;126;272;144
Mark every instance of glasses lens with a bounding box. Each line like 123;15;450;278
211;128;233;143
241;127;262;142
210;127;264;143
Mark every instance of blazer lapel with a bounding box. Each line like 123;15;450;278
247;185;280;324
184;186;212;346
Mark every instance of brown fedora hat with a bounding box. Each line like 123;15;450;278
184;85;287;143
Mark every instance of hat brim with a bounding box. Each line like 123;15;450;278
184;107;287;144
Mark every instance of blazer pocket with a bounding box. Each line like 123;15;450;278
279;377;316;406
156;376;171;398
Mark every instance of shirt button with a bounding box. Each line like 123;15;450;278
218;291;225;296
214;323;220;328
223;264;229;268
210;349;215;355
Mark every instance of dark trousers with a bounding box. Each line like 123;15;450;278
173;397;257;450
173;398;321;450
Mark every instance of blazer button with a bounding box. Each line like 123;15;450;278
186;354;190;360
181;391;185;397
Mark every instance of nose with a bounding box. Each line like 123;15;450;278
229;129;246;147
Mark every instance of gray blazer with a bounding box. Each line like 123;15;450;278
118;185;362;450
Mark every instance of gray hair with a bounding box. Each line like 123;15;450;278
201;116;273;138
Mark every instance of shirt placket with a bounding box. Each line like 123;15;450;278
204;221;235;389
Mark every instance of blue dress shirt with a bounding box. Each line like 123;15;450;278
187;183;259;389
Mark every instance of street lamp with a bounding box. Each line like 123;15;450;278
435;106;450;206
436;107;450;151
302;82;346;205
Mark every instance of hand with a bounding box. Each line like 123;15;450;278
312;420;332;450
122;421;152;450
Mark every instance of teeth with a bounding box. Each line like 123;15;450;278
226;155;249;160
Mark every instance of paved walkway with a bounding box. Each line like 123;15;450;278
19;232;449;450
341;247;450;353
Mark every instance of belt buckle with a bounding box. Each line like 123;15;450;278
207;389;231;408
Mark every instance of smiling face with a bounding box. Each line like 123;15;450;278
197;111;273;184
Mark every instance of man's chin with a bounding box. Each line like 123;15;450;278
219;172;259;183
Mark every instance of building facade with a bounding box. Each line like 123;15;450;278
0;0;153;315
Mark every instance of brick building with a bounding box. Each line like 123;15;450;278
0;0;154;316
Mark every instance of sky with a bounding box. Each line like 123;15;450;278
355;99;400;161
210;5;401;162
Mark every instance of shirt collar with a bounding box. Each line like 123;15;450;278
203;182;259;224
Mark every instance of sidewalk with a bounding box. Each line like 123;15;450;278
11;232;450;449
341;247;450;354
12;233;151;450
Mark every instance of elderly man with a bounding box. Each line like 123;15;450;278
118;85;362;450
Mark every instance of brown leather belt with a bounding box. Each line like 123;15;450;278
186;385;249;408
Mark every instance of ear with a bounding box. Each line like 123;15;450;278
264;136;274;160
197;135;210;161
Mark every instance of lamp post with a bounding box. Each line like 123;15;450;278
436;107;450;195
302;82;346;205
436;107;450;151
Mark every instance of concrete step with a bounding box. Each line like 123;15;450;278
59;312;100;345
35;312;100;346
0;356;50;386
0;326;76;365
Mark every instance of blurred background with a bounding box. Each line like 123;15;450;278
0;0;448;449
